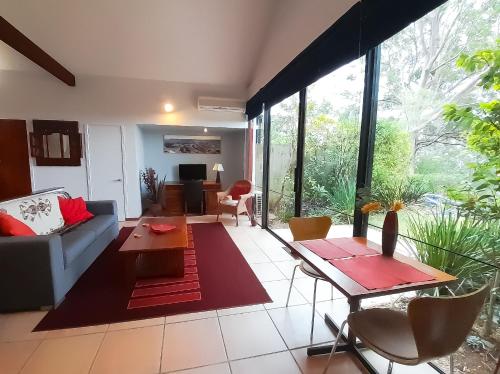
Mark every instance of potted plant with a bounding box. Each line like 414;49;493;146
140;168;166;216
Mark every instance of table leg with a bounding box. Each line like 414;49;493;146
347;298;360;345
307;297;377;374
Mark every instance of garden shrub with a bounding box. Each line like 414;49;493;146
372;120;412;187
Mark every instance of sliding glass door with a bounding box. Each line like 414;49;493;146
267;93;300;230
252;114;264;226
301;58;365;229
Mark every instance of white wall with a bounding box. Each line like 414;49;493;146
0;70;247;218
248;0;357;97
141;126;245;191
0;70;247;126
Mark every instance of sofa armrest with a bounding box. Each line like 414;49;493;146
86;200;117;216
0;235;65;311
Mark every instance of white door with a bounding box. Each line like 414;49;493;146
86;125;126;221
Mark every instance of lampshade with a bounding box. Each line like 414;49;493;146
212;163;224;171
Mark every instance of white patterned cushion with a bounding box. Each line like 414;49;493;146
0;190;66;235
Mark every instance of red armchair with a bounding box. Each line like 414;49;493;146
216;180;252;226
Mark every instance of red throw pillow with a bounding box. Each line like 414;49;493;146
0;213;36;236
229;181;251;200
58;196;94;225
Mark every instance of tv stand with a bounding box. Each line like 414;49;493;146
162;180;221;216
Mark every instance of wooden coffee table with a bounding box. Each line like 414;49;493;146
119;216;188;278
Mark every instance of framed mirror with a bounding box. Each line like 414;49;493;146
30;120;82;166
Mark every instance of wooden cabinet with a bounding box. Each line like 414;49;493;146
0;119;32;201
162;181;221;216
163;184;184;216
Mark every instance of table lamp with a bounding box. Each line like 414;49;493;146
213;163;224;183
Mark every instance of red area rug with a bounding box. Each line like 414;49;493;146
34;222;271;331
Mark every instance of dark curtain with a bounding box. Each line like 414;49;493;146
246;0;447;120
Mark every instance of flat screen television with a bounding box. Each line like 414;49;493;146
179;164;207;181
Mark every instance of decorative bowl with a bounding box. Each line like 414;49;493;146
150;224;176;234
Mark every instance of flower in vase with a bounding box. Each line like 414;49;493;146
361;201;382;214
391;200;405;212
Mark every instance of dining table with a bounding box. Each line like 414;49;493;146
288;236;457;374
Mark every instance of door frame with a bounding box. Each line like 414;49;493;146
84;124;128;220
262;91;306;230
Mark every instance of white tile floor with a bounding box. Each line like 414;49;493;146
0;215;440;374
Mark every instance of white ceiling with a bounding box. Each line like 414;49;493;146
0;0;280;87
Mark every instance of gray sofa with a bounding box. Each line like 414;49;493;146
0;200;119;312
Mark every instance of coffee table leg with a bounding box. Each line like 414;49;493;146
136;249;185;278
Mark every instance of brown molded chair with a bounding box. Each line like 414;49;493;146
323;284;490;374
286;216;333;341
216;180;253;226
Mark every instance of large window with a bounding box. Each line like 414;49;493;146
251;2;498;370
370;0;498;237
302;58;365;227
367;0;498;370
267;94;300;229
369;0;498;269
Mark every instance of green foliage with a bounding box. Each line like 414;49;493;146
445;186;473;203
300;119;413;224
358;177;427;212
443;41;500;220
455;42;500;91
372;121;412;187
406;208;497;291
377;0;498;171
301;119;360;223
414;144;477;193
302;181;357;224
274;194;295;223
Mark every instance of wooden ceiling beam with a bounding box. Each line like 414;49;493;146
0;16;75;86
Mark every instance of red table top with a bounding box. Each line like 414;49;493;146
330;254;435;290
300;237;378;259
290;237;457;298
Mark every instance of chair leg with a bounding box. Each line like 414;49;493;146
331;284;334;300
216;213;219;221
311;278;318;341
236;213;239;226
387;361;393;374
322;319;348;374
286;265;299;307
450;354;454;374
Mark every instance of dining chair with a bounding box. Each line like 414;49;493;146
286;216;333;340
323;284;490;374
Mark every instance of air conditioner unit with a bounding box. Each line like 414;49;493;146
253;191;263;218
197;96;245;113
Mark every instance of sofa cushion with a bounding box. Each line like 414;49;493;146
58;197;94;225
0;213;36;236
0;190;65;235
62;228;96;266
78;215;115;236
